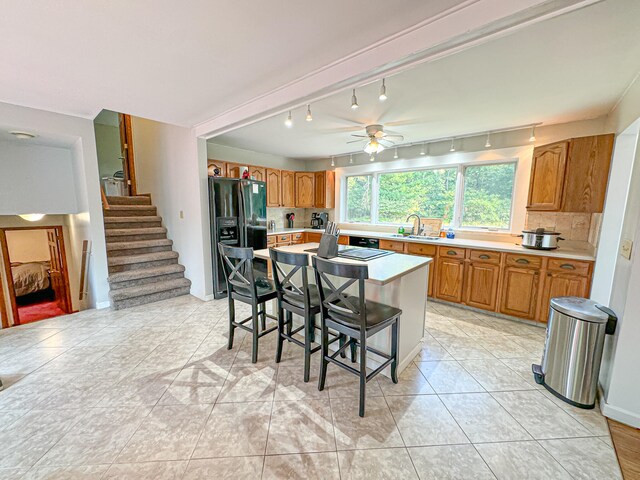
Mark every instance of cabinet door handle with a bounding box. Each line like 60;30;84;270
560;263;575;270
479;254;490;260
516;258;530;264
447;250;457;256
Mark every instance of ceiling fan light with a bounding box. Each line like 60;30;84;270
284;111;293;128
379;79;387;101
305;105;313;122
350;89;359;110
364;139;384;154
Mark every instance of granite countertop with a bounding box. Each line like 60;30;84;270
266;227;596;261
254;242;432;285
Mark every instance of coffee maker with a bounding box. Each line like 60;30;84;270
310;212;329;229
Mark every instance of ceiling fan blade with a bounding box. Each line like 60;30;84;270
383;134;404;140
373;131;385;138
346;139;366;144
349;134;368;138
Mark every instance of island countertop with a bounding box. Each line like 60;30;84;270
253;242;432;286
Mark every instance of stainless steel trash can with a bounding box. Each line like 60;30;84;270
532;297;616;409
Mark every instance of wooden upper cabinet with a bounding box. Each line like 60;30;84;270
499;266;540;320
249;166;266;182
527;141;568;211
266;169;281;207
295;172;315;208
435;256;465;303
464;261;500;311
281;170;295;207
226;162;242;178
314;170;335;208
561;134;614;212
207;159;227;177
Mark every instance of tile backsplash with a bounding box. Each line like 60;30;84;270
267;208;335;229
525;211;602;246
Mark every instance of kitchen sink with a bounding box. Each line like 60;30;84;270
390;234;439;240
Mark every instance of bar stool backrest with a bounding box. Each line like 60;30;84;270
269;249;312;311
219;243;257;300
312;256;369;330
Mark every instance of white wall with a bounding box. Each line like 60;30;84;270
0;102;110;311
207;142;306;171
0;141;78;214
5;229;50;263
132;117;211;300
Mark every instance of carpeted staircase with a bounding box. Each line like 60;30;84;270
104;195;191;309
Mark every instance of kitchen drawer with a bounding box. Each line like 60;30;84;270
469;249;501;265
380;239;406;253
505;253;543;269
338;235;349;245
276;234;291;244
276;242;291;248
438;246;465;258
292;232;304;242
267;235;276;246
547;258;591;276
407;242;436;256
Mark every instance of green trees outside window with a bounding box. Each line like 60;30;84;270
346;175;373;222
461;163;515;229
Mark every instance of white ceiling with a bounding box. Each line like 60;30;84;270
0;0;469;126
212;0;640;159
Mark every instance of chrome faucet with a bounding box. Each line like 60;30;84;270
406;213;423;236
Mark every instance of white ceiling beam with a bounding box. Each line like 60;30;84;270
195;0;602;139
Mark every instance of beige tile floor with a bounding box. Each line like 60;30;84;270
0;296;622;479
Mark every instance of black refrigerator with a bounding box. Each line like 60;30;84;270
208;177;267;299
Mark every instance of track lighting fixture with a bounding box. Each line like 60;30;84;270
370;155;375;162
529;125;536;142
379;79;387;101
305;105;313;122
419;143;426;155
485;133;491;148
330;156;335;167
394;147;398;159
284;111;293;128
450;139;456;152
351;89;359;110
349;154;354;164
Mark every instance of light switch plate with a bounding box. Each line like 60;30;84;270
179;210;184;219
620;238;633;260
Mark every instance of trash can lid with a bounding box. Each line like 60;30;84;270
550;297;610;323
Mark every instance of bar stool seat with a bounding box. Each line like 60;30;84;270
233;277;277;301
328;297;401;334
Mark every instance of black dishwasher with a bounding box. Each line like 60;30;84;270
349;236;380;249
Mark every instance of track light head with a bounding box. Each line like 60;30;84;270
450;139;456;152
330;156;335;167
529;125;536;142
379;79;387;101
485;133;491;148
419;143;426;156
393;147;398;159
351;89;359;110
305;105;313;122
349;154;354;164
284;111;293;128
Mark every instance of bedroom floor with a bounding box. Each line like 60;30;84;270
17;301;67;324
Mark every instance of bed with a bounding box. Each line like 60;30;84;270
11;261;51;297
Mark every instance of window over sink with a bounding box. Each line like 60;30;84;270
344;161;517;231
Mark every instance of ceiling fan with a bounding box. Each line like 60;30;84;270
347;124;404;154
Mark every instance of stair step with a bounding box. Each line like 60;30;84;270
106;239;173;257
109;278;192;310
108;263;186;285
106;195;152;206
104;216;162;229
108;251;178;273
105;227;167;243
103;205;157;217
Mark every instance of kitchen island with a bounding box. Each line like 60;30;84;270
253;242;431;377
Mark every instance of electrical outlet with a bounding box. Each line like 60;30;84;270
620;238;633;260
179;210;184;219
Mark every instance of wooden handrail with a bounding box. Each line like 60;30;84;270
100;186;110;210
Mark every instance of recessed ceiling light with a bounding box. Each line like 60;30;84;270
10;131;36;140
19;214;45;221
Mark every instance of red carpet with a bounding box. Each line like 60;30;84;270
17;301;66;324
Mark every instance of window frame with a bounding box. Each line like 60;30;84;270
342;158;518;232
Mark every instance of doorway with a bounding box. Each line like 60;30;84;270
94;110;137;197
0;226;73;326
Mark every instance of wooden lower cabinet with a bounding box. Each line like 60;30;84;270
435;256;465;303
499;266;540;320
538;272;590;322
464;262;500;311
338;235;349;245
305;232;322;243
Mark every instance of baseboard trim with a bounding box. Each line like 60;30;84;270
601;399;640;429
96;301;111;310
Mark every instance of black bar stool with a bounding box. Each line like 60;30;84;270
270;249;345;382
219;243;278;363
313;256;401;417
